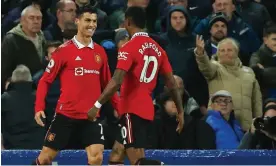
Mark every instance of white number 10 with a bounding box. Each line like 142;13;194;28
139;55;158;83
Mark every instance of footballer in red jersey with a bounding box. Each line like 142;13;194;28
88;6;184;165
33;7;118;165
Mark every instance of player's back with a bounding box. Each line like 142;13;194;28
117;32;171;121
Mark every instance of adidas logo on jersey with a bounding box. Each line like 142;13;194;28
75;56;82;60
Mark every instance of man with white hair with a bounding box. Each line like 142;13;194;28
194;35;262;131
1;65;45;149
1;5;46;93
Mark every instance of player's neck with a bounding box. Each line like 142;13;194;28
75;34;91;46
129;28;145;38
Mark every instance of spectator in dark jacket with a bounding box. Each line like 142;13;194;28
250;22;276;99
204;12;228;57
1;65;45;149
236;0;272;40
160;6;209;111
43;0;77;42
195;90;244;149
194;0;261;66
1;5;46;93
239;100;276;149
33;41;62;131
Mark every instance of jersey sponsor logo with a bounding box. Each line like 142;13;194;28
74;67;100;76
95;54;101;64
118;52;128;60
47;132;56;142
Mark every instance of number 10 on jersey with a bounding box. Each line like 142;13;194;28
140;55;158;83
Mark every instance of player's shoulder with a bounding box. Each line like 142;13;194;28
52;40;74;54
93;42;105;51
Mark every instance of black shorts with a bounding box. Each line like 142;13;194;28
116;113;151;149
44;113;104;150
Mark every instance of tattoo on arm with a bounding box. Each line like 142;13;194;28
164;73;184;113
98;69;126;105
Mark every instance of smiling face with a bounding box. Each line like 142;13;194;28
75;12;97;38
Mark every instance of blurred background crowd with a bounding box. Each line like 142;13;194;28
1;0;276;150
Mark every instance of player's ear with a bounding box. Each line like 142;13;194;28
75;17;79;26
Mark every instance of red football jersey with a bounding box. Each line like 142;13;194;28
116;32;172;121
35;36;118;119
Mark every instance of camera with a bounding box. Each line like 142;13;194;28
253;116;276;135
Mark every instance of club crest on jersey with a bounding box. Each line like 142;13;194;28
95;54;101;64
47;132;56;142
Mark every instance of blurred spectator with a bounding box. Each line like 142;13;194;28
44;0;77;41
62;21;78;42
151;75;201;149
2;0;55;36
205;12;228;57
75;0;108;29
194;0;261;66
33;41;62;131
156;0;200;33
260;0;276;23
1;65;45;149
1;5;46;93
195;37;262;131
160;6;209;113
250;22;276;99
195;90;244;149
236;0;272;40
188;0;213;19
239;100;276;149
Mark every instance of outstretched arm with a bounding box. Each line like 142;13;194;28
88;69;126;120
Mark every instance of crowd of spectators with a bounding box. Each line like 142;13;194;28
1;0;276;150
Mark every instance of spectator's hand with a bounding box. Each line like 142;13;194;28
257;63;264;69
35;111;46;127
88;106;99;121
196;35;205;56
176;111;184;134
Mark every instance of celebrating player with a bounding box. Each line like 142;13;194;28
88;6;184;165
33;6;118;165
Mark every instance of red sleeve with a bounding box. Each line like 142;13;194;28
116;46;133;72
160;50;172;75
35;49;65;112
100;48;119;111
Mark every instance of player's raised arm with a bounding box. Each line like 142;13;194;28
35;48;65;126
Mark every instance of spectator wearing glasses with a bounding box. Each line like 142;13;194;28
44;0;77;42
194;90;244;149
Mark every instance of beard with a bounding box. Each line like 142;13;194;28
212;31;226;42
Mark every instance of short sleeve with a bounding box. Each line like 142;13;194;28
116;46;133;72
160;50;172;75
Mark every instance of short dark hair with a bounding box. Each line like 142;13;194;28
46;41;62;49
263;22;276;37
76;6;97;18
125;6;146;29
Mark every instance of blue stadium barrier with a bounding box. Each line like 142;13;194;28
2;150;276;165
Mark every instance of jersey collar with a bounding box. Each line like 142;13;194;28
72;36;94;49
131;32;149;40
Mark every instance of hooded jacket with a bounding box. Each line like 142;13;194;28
160;6;209;107
1;24;45;92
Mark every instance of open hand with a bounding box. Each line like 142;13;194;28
35;111;46;127
195;35;205;55
88;106;99;121
176;111;184;134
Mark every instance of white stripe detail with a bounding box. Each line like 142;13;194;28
126;113;133;144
